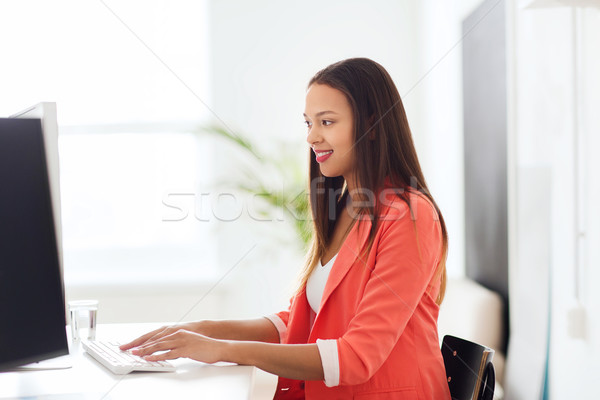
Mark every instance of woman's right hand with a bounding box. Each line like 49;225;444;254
119;321;207;351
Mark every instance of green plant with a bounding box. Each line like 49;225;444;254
199;125;313;249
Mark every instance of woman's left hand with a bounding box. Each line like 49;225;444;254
130;329;225;364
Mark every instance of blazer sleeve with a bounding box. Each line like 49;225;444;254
265;297;293;343
264;314;288;343
336;196;443;385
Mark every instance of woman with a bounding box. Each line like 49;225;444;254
122;58;451;399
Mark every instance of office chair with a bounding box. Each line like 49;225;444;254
441;335;495;400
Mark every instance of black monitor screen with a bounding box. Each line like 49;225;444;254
0;118;68;370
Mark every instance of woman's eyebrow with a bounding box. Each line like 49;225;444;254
303;110;339;118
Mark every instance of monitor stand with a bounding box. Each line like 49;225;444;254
12;354;73;371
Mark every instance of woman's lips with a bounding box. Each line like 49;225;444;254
315;150;333;163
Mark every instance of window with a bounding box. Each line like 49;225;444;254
1;1;215;285
59;129;218;286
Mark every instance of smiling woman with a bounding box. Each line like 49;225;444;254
121;58;451;400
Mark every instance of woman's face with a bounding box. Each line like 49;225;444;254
304;83;355;182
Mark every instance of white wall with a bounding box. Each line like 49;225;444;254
415;0;488;279
208;0;421;145
505;2;600;399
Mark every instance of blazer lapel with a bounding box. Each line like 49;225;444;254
316;217;372;319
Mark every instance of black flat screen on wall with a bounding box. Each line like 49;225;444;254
463;0;509;351
0;118;68;370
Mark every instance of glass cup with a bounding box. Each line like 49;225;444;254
68;300;98;342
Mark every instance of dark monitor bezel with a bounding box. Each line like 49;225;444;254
0;118;69;371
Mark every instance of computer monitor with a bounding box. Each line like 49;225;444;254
0;113;69;370
10;102;64;276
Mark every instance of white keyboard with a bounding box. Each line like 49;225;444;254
82;341;175;375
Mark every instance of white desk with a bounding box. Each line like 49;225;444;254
0;323;256;400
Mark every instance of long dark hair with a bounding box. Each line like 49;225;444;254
298;58;448;305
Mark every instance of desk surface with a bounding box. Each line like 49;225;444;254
0;323;255;400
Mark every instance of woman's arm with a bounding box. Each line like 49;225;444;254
131;329;324;381
221;341;324;381
120;317;280;351
200;318;281;342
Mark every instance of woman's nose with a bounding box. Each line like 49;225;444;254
306;126;322;146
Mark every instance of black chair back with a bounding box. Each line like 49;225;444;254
441;335;495;400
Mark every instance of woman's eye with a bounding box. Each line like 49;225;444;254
304;120;312;128
322;120;333;126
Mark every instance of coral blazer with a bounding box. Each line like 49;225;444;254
273;189;451;400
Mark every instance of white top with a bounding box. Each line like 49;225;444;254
306;253;338;313
265;253;342;388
